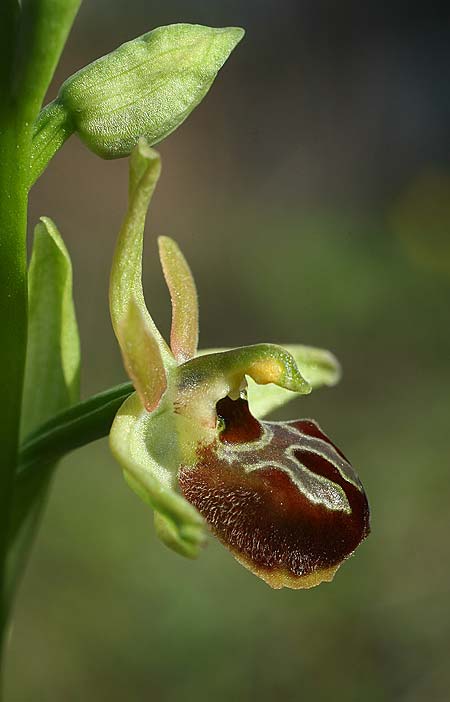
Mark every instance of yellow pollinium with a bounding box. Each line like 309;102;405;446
247;358;284;386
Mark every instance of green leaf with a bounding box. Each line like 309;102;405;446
8;217;80;601
18;383;132;477
18;383;133;476
197;345;341;418
31;23;244;175
109;140;174;409
158;236;199;363
21;217;80;437
110;392;205;558
17;0;81;122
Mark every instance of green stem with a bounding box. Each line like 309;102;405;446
0;119;30;702
0;114;29;578
0;0;82;680
0;1;29;676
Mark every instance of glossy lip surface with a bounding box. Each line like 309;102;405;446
179;397;370;588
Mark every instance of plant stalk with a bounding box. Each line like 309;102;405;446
0;108;30;702
0;3;28;682
0;0;82;684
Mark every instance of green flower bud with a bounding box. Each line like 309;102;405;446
30;24;244;184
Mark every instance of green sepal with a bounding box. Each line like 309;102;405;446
110;392;205;558
197;345;341;418
32;23;244;168
110;140;174;410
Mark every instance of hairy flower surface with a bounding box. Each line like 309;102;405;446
109;139;370;589
180;397;369;588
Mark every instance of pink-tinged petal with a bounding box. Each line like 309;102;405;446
158;236;199;363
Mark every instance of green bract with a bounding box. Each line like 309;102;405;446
108;139;342;564
30;24;244;184
21;218;80;439
8;217;80;600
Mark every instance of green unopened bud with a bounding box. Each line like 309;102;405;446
30;24;244;185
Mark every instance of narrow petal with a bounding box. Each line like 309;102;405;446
158;236;199;363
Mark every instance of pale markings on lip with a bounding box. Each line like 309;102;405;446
214;420;360;514
217;423;274;458
270;421;363;490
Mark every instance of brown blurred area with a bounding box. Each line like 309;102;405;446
6;1;450;700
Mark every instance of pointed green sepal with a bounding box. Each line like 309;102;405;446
110;140;174;410
118;299;167;413
110;393;205;558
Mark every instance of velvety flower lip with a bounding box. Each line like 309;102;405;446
108;139;370;588
179;396;370;589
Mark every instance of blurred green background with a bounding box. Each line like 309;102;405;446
6;2;450;700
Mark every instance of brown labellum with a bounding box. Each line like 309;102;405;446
179;396;370;589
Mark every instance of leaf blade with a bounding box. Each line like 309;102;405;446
8;216;81;603
21;216;80;437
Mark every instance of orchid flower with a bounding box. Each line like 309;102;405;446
109;139;370;589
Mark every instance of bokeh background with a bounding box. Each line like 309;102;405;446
6;1;450;700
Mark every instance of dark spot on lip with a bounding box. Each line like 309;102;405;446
216;395;263;443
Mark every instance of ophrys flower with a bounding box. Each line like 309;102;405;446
109;139;370;589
